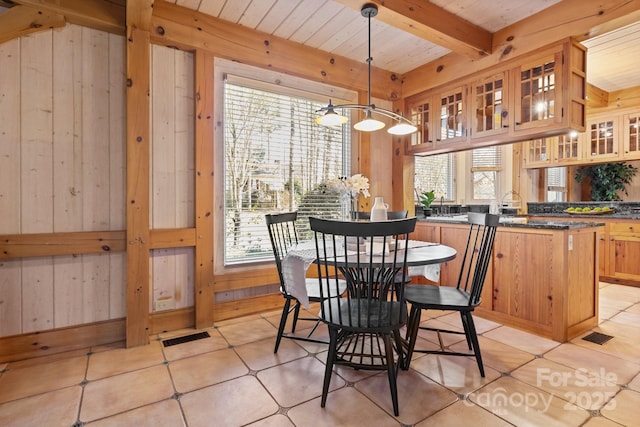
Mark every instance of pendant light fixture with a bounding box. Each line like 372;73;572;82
315;3;417;135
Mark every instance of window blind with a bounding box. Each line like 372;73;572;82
223;79;351;265
414;154;456;201
471;146;502;200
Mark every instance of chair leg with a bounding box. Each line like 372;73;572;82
291;302;302;333
274;298;292;353
383;333;400;417
321;327;338;408
463;311;485;377
402;304;422;370
460;311;473;350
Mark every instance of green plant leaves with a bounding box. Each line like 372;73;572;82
575;162;638;201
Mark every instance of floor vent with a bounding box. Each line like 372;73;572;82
582;332;614;345
162;331;210;347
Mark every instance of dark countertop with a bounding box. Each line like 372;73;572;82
528;202;640;220
417;217;603;230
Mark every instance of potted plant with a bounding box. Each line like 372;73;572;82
419;190;436;216
575;162;638;201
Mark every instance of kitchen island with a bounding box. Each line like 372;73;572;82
412;217;601;342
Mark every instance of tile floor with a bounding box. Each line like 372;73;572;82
1;282;640;426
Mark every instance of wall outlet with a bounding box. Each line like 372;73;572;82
155;297;174;311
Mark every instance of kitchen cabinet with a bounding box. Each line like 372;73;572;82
523;131;583;168
470;71;509;140
406;38;586;156
622;111;640;159
407;84;470;153
607;221;640;282
585;116;620;161
412;220;599;342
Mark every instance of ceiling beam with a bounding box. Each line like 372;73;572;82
151;1;403;102
126;0;154;32
334;0;492;59
0;4;65;44
402;0;640;97
11;0;125;34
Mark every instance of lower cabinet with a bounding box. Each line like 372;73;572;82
412;221;599;342
607;222;640;282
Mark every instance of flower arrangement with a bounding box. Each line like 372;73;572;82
326;174;371;199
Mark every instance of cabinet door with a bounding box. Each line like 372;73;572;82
436;85;468;148
514;51;563;133
609;234;640;281
471;72;508;140
555;131;583;164
585;117;620;161
406;96;435;154
524;138;552;168
622;111;640;159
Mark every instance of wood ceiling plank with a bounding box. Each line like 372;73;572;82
333;0;493;59
0;5;65;45
402;0;640;97
151;1;402;101
12;0;125;34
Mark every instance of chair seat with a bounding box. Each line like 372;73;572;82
404;284;473;310
321;298;407;332
305;278;347;301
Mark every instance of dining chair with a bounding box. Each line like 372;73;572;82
266;211;347;353
354;210;408;220
402;212;499;375
309;216;417;416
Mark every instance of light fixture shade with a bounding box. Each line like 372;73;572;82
354;111;385;131
315;109;348;126
388;122;418;135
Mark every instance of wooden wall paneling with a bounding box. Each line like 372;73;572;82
82;253;111;322
108;32;128;323
21;257;54;333
151;44;177;229
0;38;21;235
0;231;126;259
53;25;83;233
194;50;215;328
126;27;152;347
53;255;84;327
0;318;126;364
108;32;127;231
175;50;195;229
82;27;111;232
151;248;175;311
21;31;54;234
0;259;22;336
109;252;126;319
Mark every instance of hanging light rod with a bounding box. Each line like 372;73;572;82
314;3;417;136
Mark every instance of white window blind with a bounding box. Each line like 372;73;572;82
471;146;502;200
547;166;567;202
414;154;456;201
223;77;351;265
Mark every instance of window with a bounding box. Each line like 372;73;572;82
223;75;351;265
414;154;456;202
470;146;502;201
546;167;567;202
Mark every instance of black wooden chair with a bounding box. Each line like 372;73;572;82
354;210;409;220
402;212;499;376
309;216;417;416
266;211;347;353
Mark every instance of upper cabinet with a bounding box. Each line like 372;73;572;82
406;38;586;156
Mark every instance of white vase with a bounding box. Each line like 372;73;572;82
370;197;389;221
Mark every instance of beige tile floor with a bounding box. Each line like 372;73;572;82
1;282;639;426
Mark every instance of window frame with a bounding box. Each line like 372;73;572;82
213;58;357;273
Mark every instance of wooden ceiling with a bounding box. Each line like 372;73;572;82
161;0;640;93
1;0;639;93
